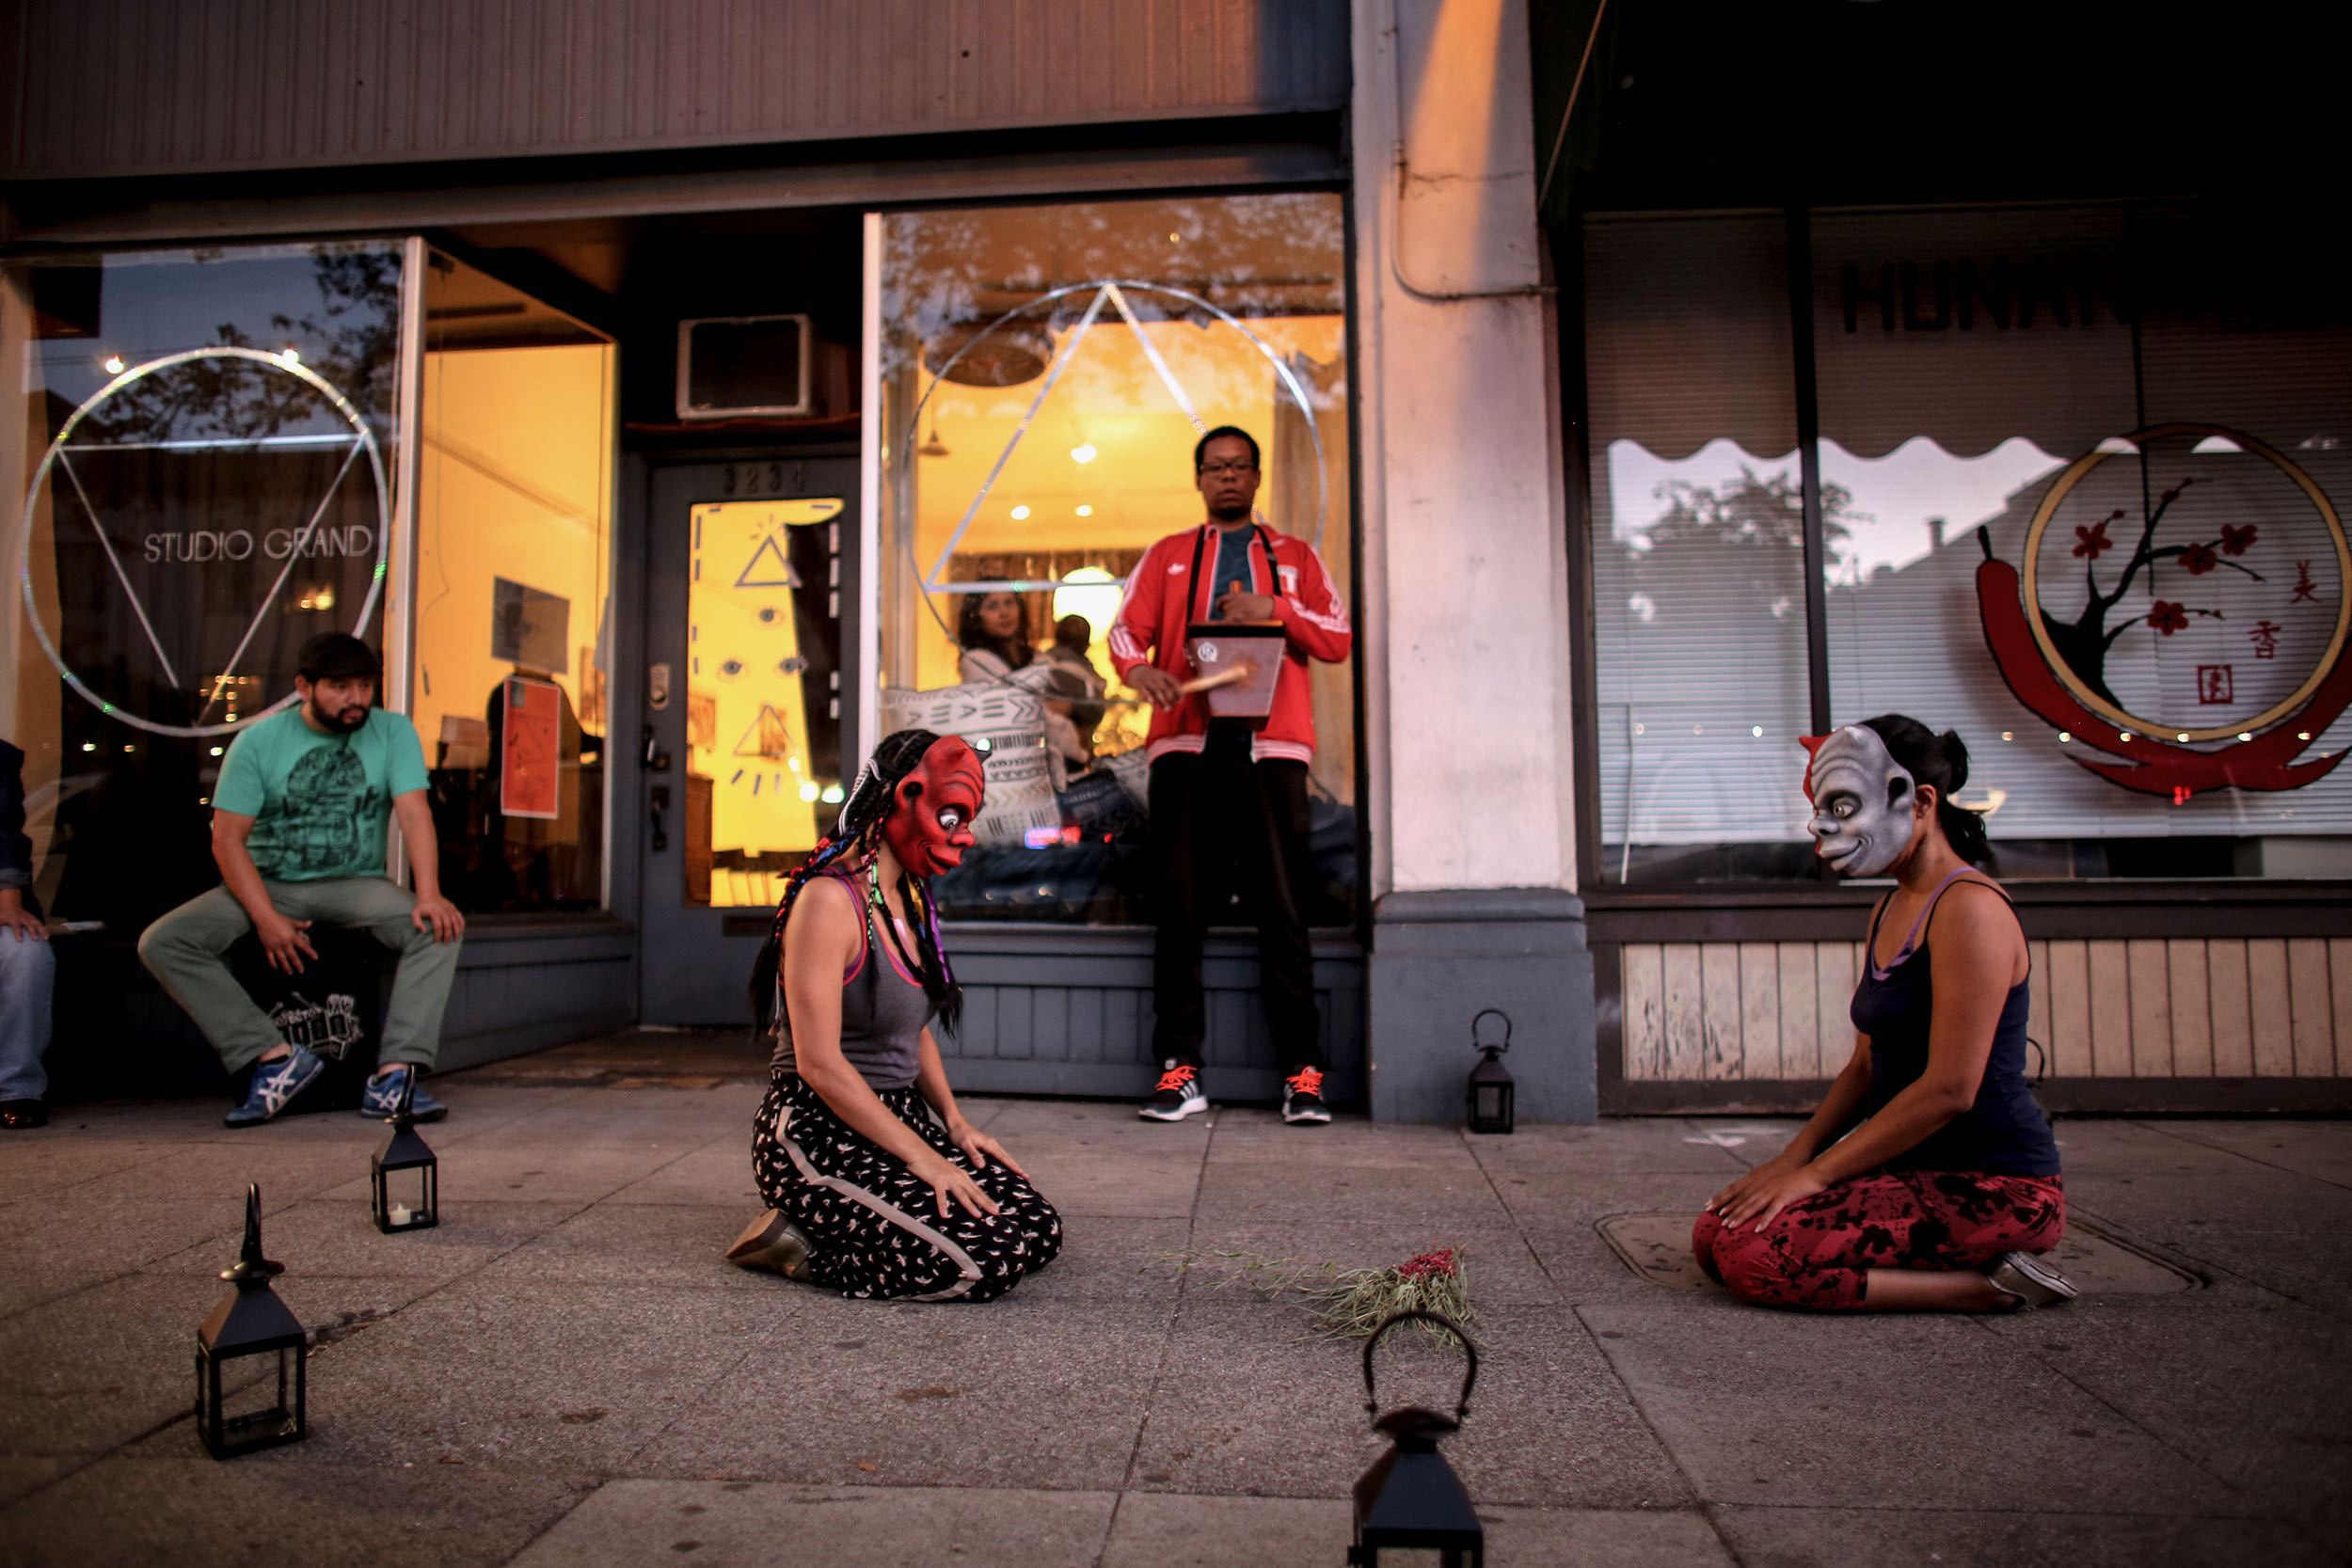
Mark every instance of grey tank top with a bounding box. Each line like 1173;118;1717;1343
770;872;935;1090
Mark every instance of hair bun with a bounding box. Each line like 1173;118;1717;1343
1937;728;1970;792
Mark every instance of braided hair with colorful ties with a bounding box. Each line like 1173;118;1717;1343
747;729;964;1041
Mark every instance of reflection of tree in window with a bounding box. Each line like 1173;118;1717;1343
1615;467;1856;614
71;250;401;446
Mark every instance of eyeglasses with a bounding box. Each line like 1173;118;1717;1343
1198;460;1258;476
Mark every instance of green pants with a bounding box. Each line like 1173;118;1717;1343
138;879;461;1073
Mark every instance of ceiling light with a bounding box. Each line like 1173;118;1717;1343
1071;444;1097;465
1010;504;1030;520
103;355;126;374
1075;504;1093;517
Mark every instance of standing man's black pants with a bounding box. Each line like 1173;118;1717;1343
1149;724;1323;1072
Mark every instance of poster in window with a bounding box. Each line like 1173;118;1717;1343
501;675;562;819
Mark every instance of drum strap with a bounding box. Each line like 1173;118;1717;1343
1185;519;1280;621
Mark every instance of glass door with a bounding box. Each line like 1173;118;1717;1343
638;457;859;1024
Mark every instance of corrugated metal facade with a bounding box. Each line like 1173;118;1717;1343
2;0;1347;181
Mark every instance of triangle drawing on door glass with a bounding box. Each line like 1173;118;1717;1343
735;533;801;590
733;705;797;760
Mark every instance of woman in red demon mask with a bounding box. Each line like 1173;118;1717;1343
736;729;1061;1300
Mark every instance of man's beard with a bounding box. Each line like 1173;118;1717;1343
1207;498;1252;523
315;702;370;734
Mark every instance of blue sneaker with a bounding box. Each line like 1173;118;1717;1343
224;1046;326;1128
359;1064;448;1123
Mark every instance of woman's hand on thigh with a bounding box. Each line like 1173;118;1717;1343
946;1119;1028;1180
1708;1150;1828;1231
908;1148;1001;1221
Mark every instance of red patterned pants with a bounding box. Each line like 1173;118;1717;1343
1691;1171;2064;1311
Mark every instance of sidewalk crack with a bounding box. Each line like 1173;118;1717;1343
1093;1110;1216;1567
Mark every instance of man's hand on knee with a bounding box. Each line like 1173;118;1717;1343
256;911;317;974
411;894;466;944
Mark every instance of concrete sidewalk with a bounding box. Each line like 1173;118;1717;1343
2;1033;2346;1567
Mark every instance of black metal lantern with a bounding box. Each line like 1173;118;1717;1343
195;1184;308;1459
1466;1008;1515;1135
370;1073;438;1233
1349;1309;1483;1567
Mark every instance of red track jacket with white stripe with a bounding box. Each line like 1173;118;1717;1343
1106;517;1353;766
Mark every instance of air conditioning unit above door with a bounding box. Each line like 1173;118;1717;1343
675;314;812;419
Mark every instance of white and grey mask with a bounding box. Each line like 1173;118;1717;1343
1804;725;1916;879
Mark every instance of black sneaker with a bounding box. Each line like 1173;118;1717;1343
1281;1068;1331;1125
1138;1061;1209;1121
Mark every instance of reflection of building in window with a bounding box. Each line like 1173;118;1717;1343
1588;201;2352;883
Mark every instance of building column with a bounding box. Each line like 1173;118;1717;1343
1352;0;1593;1121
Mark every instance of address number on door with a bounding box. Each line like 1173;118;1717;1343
721;462;803;498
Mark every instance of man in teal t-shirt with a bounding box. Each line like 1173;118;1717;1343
139;634;467;1127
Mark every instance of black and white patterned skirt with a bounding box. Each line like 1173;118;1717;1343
751;1076;1063;1302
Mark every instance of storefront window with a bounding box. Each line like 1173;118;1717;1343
1582;202;2352;883
411;253;615;913
1814;203;2349;879
1584;214;1809;881
3;244;405;934
878;194;1356;924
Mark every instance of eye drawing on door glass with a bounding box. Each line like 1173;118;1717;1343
877;196;1359;926
683;497;847;909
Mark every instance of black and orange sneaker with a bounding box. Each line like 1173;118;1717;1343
1281;1067;1331;1125
1138;1060;1209;1122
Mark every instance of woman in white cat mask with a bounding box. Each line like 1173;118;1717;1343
1693;716;2075;1311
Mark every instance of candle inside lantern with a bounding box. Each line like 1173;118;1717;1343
388;1204;411;1227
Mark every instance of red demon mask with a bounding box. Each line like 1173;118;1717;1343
882;736;985;878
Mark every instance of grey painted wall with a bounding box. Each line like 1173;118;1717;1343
937;927;1365;1104
3;0;1348;181
1366;888;1596;1125
433;920;636;1071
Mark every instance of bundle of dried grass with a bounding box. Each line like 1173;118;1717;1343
1154;1245;1478;1346
1306;1247;1477;1346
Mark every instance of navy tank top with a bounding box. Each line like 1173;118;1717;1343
771;872;936;1091
1849;870;2061;1178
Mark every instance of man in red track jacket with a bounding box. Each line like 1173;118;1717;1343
1108;426;1352;1127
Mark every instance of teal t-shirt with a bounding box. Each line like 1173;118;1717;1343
1207;525;1256;620
214;706;429;882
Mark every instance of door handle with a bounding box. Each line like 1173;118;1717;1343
649;785;671;853
641;724;671;771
